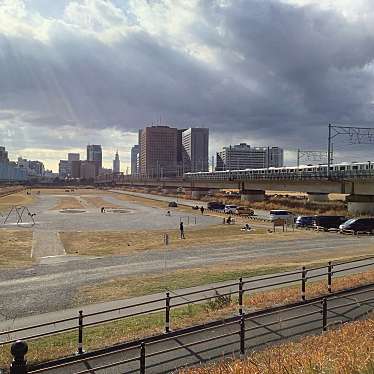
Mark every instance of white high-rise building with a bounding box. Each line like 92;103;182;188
182;128;209;173
216;143;283;171
131;145;140;176
113;150;120;173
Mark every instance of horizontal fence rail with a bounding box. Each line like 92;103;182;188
3;255;374;373
19;284;374;374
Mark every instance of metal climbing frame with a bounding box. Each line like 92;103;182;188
3;206;35;226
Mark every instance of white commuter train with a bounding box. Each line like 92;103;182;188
184;161;374;180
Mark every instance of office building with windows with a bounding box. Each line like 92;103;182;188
87;145;102;176
139;126;178;177
131;145;140;176
181;128;209;173
216;143;283;171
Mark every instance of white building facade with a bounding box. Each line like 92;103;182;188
216;143;283;171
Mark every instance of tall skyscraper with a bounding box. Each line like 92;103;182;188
87;144;102;176
131;145;140;176
0;146;9;163
182;128;209;173
113;150;120;173
216;143;284;171
139;126;178;177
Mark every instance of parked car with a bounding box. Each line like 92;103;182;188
270;210;294;222
207;201;225;211
339;217;374;234
168;201;178;207
224;205;238;214
235;206;255;217
313;215;347;231
295;216;315;228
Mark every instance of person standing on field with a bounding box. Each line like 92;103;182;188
180;221;185;239
200;206;205;215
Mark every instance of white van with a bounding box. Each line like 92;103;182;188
270;210;294;222
224;205;238;214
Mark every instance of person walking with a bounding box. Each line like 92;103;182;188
180;221;185;239
200;206;205;215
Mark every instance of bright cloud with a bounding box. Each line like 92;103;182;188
1;0;374;170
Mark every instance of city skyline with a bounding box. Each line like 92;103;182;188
1;1;374;170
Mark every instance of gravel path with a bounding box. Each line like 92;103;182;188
31;230;66;259
0;234;373;320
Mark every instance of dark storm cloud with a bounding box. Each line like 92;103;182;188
1;0;374;152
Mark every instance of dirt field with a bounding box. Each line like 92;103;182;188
51;196;86;210
82;196;122;209
59;225;322;256
0;191;35;215
0;230;33;267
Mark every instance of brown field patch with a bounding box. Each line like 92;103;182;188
82;196;122;209
38;188;101;195
0;230;33;267
0;192;35;214
51;197;85;210
111;191;196;213
179;317;374;374
59;226;322;257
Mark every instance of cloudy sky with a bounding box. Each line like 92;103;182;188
1;0;374;171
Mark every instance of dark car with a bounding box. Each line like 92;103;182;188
295;216;315;228
339;217;374;234
168;201;178;207
314;215;347;231
207;201;225;211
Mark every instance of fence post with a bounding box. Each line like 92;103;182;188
327;261;332;293
322;298;327;331
77;310;84;354
10;340;28;374
240;314;245;357
238;277;243;315
140;342;146;374
165;292;170;333
301;266;306;301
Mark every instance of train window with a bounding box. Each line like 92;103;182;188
352;165;358;170
339;166;345;171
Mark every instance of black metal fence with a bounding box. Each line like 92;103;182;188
2;255;374;373
10;284;374;374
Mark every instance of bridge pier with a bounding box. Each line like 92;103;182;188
346;195;374;215
186;188;209;200
241;190;265;202
307;192;329;202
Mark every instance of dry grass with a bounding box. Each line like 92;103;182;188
0;230;33;267
0;191;34;214
1;268;372;368
112;190;198;214
82;196;122;209
59;226;322;256
179;318;374;374
51;197;86;210
38;188;98;195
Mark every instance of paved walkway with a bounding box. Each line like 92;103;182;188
31;230;66;259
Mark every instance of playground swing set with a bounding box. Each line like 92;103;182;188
2;206;36;226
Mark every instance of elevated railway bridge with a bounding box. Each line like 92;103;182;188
96;169;374;215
